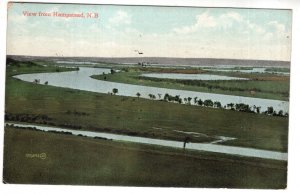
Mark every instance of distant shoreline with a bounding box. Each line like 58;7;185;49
6;55;290;67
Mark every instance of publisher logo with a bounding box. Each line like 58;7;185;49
25;153;47;160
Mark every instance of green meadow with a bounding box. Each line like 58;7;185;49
92;67;289;101
3;127;287;188
3;60;288;187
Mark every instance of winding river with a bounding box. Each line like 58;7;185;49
7;123;288;161
13;67;289;113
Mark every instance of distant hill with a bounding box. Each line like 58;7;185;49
7;55;290;67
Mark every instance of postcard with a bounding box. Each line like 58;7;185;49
3;2;291;188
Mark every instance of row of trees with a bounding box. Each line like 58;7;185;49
111;88;288;117
160;93;287;117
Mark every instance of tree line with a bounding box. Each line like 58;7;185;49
110;88;288;117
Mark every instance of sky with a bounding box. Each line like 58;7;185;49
6;3;292;61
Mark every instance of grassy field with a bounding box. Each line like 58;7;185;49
3;60;289;187
5;61;288;152
265;67;290;73
3;127;287;188
91;67;289;101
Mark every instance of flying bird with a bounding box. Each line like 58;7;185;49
134;50;143;55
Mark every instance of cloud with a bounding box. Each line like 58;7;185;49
8;14;27;24
268;21;286;32
195;12;217;28
264;32;274;40
221;12;243;22
173;11;290;46
173;12;216;34
109;11;131;25
261;21;289;41
173;11;246;34
219;12;243;28
174;11;245;34
246;21;266;34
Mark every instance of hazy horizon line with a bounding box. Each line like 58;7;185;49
6;54;291;63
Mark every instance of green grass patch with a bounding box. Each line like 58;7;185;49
92;68;289;101
3;127;287;188
265;67;290;73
